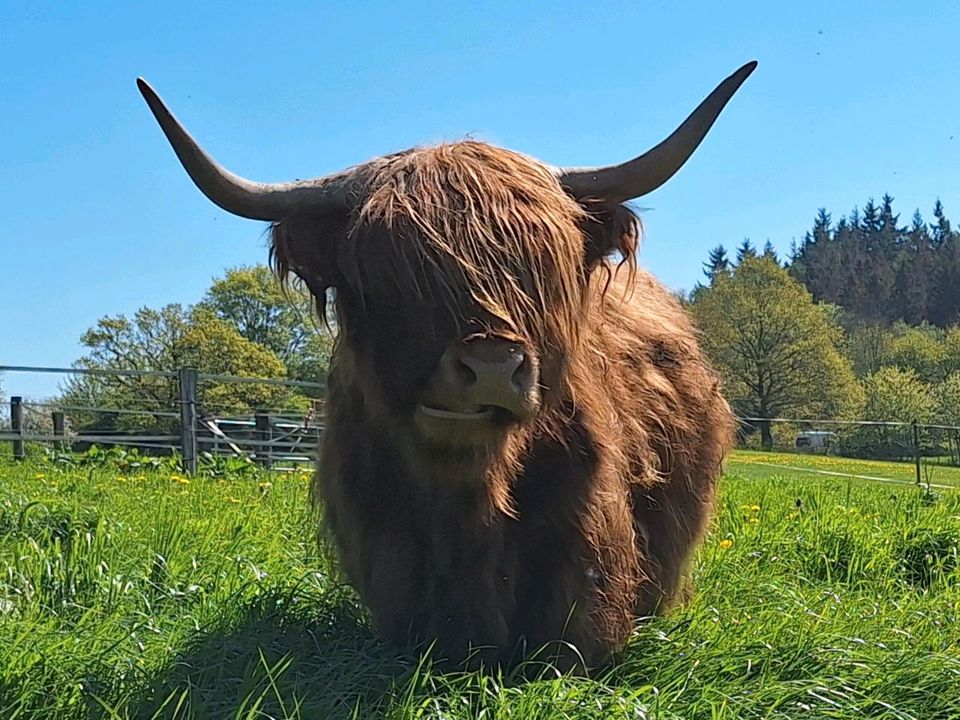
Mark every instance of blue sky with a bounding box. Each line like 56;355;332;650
2;1;959;399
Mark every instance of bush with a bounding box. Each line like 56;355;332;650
840;368;935;459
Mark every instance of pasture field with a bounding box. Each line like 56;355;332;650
730;450;960;489
0;451;957;719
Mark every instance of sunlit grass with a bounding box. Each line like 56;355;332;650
0;453;957;718
731;449;960;488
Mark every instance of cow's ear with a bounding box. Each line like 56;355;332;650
268;211;350;299
581;204;640;271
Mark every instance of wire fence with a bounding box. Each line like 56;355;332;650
735;416;960;488
4;364;960;484
0;365;325;472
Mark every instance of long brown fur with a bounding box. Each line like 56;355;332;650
270;141;735;671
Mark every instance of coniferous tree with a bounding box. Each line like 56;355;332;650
862;198;881;234
861;196;897;320
736;238;757;264
705;196;958;328
893;210;934;324
762;240;778;264
932;199;952;246
932;234;960;326
787;197;958;327
930;200;960;326
703;245;731;285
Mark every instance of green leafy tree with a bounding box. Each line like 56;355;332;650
179;310;306;415
859;367;935;424
941;327;960;378
887;323;947;384
285;332;336;388
199;265;334;385
843;322;894;377
62;305;192;429
842;367;935;460
62;305;302;431
691;256;862;449
935;372;960;427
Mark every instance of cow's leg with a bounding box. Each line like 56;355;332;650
632;473;717;615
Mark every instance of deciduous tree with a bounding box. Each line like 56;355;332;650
62;305;302;431
691;256;861;448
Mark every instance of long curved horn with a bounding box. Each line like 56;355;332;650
136;78;351;221
556;61;757;204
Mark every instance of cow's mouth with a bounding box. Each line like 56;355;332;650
415;401;529;445
418;404;497;422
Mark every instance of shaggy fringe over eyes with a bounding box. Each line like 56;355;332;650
352;142;608;349
268;141;642;352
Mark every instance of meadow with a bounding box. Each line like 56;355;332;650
0;449;957;719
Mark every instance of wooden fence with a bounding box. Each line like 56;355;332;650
0;365;325;473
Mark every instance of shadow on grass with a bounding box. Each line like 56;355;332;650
130;585;414;720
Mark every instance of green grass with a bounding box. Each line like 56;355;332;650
730;449;960;489
0;453;957;719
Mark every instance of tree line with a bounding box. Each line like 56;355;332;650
704;196;960;327
692;194;960;452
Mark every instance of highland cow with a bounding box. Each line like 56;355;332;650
137;62;754;671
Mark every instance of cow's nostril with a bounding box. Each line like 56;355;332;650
454;355;479;388
460;345;524;383
511;353;534;391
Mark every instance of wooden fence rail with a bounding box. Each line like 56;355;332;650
1;365;325;473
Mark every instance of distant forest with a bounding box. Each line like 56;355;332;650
703;195;960;327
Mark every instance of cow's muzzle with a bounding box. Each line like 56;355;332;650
419;337;540;425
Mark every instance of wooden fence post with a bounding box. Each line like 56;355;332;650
52;411;66;453
912;420;921;486
255;410;272;469
10;397;24;461
178;368;198;475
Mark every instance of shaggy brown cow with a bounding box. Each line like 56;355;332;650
138;62;754;671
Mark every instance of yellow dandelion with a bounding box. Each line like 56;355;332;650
748;517;759;524
719;538;734;549
750;505;761;512
34;473;45;480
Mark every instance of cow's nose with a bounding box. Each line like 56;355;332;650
446;338;537;417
